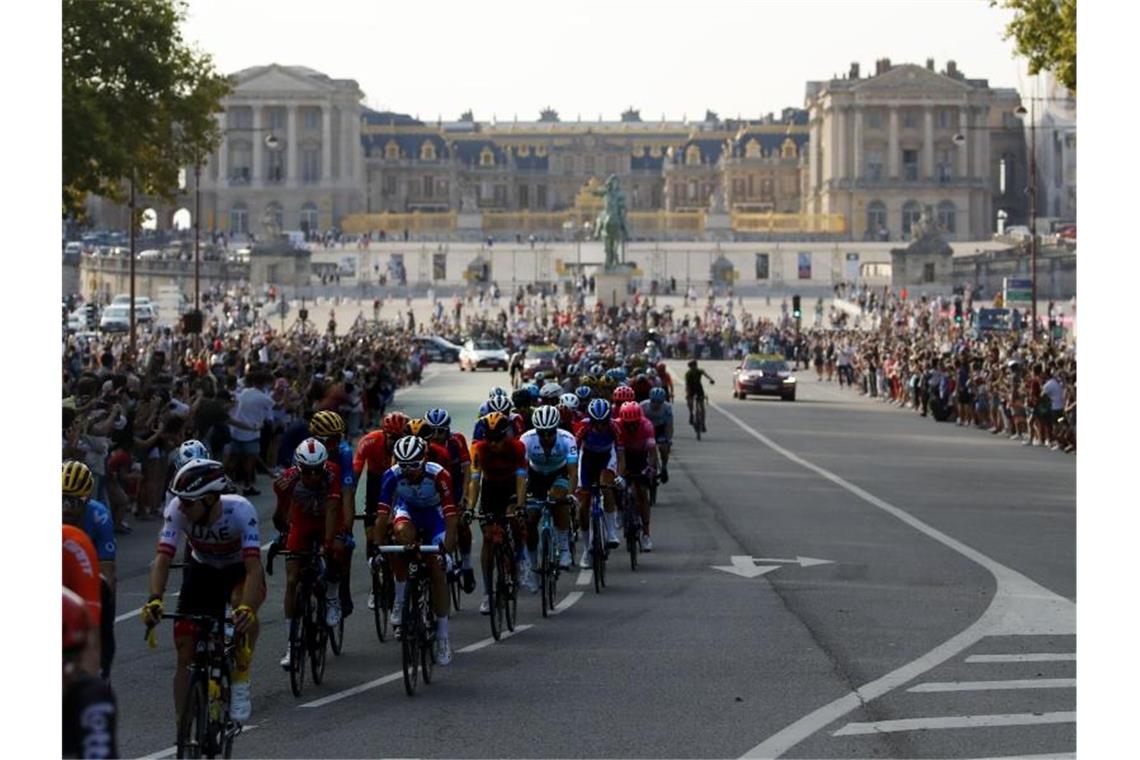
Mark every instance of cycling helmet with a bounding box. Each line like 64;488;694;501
656;361;667;374
587;398;611;422
309;410;346;437
619;401;643;423
383;411;409;437
405;419;430;438
646;340;656;348
589;364;604;377
488;387;507;398
61;461;94;499
532;405;561;431
646;367;657;378
566;363;579;377
612;385;635;404
393;435;427;465
293;438;328;469
598;375;617;389
524;383;541;400
575;385;593;401
511;389;532;410
424;408;451;429
487;394;512;414
559;393;579;410
649;387;667;402
540;382;562;401
481;412;511;440
173;439;211;470
170;458;229;499
687;359;698;369
62;587;92;654
533;371;546;383
579;374;597;388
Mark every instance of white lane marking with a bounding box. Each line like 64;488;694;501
576;569;592;586
137;725;258;758
966;653;1076;664
709;401;1077;759
300;671;403;708
832;711;1076;736
457;624;534;653
909;678;1076;692
551;591;584;615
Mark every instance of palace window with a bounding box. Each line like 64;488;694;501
902;110;917;129
423;176;433;198
745;139;761;158
302;147;320;183
268;107;285;131
604;154;616;173
300;202;318;232
518;184;529;209
229;107;252;130
230;141;252;184
494;184;508;206
420;141;437;161
267;149;285;184
480;147;495;167
781;138;798;159
685;145;701;165
584;155;595;174
384;175;397;195
536;144;548;157
867;109;882;129
536;185;547;208
385;140;400;160
436;178;449;197
902;201;922;237
866;149;884;181
937;149;953;183
303;108;319;129
937;109;951;129
688;180;698;200
732;178;746;198
866;201;887;236
760;178;774;200
937;200;956;235
517;144;530;157
229;203;248;235
265;201;283;231
902;149;919;181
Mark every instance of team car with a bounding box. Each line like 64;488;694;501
732;353;796;401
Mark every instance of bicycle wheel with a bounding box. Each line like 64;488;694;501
591;512;605;594
627;512;640;572
539;529;551;618
309;594;327;686
176;674;207;758
420;603;434;686
329;608;345;656
371;563;388;643
288;591;307;697
500;549;517;632
488;550;502;641
218;671;235;758
448;547;462;611
401;589;420;696
545;532;559;612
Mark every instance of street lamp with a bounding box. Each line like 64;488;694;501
1013;102;1038;339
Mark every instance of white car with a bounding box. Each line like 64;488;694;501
99;305;131;333
137;248;163;260
459;338;509;371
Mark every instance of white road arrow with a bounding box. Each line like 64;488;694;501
711;556;781;578
751;555;834;567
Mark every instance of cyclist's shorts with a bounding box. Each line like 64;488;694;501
653;424;671;445
624;449;651;481
175;557;253;635
476;479;516;518
286;512;338;552
578;448;616;489
392;500;446;546
526;467;570;508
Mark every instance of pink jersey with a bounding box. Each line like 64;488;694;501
620;417;657;453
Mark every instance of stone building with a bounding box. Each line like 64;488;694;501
803;58;1028;241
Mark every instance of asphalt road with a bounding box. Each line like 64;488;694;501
110;360;1075;759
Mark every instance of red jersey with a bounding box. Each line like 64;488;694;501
470;438;527;484
273;462;343;520
63;525;102;622
427;441;451;469
353;430;391;477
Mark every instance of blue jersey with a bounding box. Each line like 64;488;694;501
377;462;456;515
519;429;579;474
640;399;673;428
80;499;116;562
334;440;356;489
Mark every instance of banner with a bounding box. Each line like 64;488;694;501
797;252;812;280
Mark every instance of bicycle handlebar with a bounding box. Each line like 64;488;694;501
376;544;442;555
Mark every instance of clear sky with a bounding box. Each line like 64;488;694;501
180;0;1028;120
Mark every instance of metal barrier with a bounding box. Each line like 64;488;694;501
730;212;847;234
340;212;458;235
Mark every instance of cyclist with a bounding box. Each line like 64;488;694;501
684;359;715;430
273;439;351;665
63;524;103;679
477;387;510;416
558;393;582;429
641;387;674;484
656;361;674;401
352;412;404;608
573;398;623;566
466;412;528;613
309;411;358;617
63;587;119;759
142;459;264;724
425;408;477;593
63;461;117;679
371;436;459;666
521;406;579;570
539;382;563;406
617;402;660;551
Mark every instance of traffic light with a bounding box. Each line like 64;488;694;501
792;294;802;320
181;309;203;334
954;298;963;324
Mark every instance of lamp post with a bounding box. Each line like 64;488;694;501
1014;100;1038;338
128;176;137;363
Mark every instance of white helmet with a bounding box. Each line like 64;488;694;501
531;405;561;430
394;435;427;465
294;438;328;469
169;459;228;500
174;439;210;469
540;382;562;400
559;393;579;410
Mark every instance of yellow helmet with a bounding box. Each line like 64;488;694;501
405;419;430;438
598;375;617;388
309;410;346;438
62;461;94;499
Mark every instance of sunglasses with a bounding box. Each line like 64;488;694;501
63;495;86;512
400;460;424;471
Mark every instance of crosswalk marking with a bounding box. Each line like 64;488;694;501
965;653;1076;664
909;678;1075;692
832;711;1076;736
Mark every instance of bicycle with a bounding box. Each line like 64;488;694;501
585;483;609;593
376;544;441;696
529;494;573;617
617;475;644;572
356;515;395;644
691;394;707;440
266;541;333;698
468;511;519;640
147;610;244;759
446;543;463;612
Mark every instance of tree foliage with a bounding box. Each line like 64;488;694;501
992;0;1076;93
62;0;231;220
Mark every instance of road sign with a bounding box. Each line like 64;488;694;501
711;555;833;578
1003;277;1032;304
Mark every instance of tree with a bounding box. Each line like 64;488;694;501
991;0;1076;93
62;0;231;220
539;106;560;123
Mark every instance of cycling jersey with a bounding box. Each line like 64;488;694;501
619;417;658;453
63;673;118;759
331;439;356;489
63;525;102;622
157;494;262;569
469;438;527;483
76;499;116;562
519;428;579;474
640;399;674;441
377;462;457;522
352;430;391;478
274;463;343;521
684;368;709;397
574;418;625;454
441;432;470;494
471;412;524;442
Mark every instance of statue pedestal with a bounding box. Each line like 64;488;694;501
595;266;634;308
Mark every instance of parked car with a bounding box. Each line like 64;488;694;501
137;249;163;260
99;305;131;333
521;344;560;381
732;353;796;401
412;335;461;363
459;338;509;372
